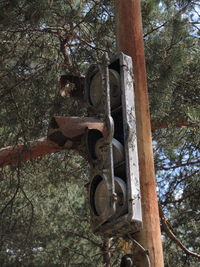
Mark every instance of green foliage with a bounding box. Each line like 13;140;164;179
0;0;199;266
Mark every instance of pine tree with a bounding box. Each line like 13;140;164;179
0;0;199;266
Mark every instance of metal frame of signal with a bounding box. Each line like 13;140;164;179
84;52;142;237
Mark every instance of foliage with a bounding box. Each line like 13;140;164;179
0;0;199;266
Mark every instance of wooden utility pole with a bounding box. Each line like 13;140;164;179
115;1;164;266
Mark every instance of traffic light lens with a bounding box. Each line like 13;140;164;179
89;72;102;107
94;138;124;164
89;69;121;109
86;130;103;160
112;139;125;165
94;179;109;216
93;177;127;218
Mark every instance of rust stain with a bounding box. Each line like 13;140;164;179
47;116;108;147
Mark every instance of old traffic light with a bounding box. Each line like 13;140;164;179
84;53;142;237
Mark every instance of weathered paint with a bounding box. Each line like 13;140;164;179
47;116;107;146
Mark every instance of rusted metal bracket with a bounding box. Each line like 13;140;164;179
47;116;108;148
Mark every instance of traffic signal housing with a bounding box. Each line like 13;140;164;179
85;53;142;237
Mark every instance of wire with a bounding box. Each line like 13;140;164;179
128;234;151;267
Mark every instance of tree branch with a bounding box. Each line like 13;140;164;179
101;238;111;267
159;205;200;260
0;117;107;168
157;160;200;171
0;172;20;215
151;119;191;130
0;138;63;168
0;116;197;169
144;1;193;38
0;64;53;100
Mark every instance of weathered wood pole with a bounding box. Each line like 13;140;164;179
115;1;164;266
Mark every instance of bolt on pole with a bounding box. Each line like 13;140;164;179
115;1;164;266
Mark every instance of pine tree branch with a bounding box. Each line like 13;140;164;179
101;238;111;267
0;138;63;168
159;205;200;260
144;21;168;38
144;1;193;38
0;172;20;215
0;117;106;168
66;231;102;248
0;117;197;168
160;190;199;205
151;120;191;130
157;160;200;171
0;64;53;100
20;186;34;244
